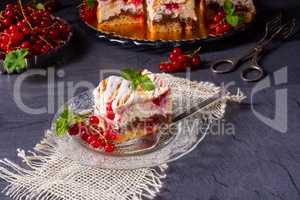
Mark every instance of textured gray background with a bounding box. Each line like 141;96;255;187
0;0;300;200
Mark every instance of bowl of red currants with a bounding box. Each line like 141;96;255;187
0;1;73;74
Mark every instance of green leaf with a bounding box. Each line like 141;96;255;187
224;0;235;15
121;68;139;81
140;75;155;91
86;0;96;8
55;107;82;136
36;3;45;10
121;68;155;91
226;15;239;27
4;49;29;74
239;15;245;24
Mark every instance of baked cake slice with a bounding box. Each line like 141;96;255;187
96;0;144;26
146;0;198;32
93;70;172;143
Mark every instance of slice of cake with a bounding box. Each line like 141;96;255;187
96;0;144;26
146;0;198;32
93;69;172;143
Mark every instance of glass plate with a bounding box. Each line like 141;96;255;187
51;86;219;169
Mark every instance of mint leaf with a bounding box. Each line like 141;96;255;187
55;107;82;136
224;0;235;15
121;68;139;81
121;68;155;91
86;0;96;8
226;15;239;27
223;0;244;27
140;75;155;91
239;15;245;24
4;49;29;74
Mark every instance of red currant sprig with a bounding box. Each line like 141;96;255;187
209;10;232;36
68;115;117;153
160;46;202;73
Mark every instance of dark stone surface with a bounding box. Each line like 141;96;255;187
0;0;300;200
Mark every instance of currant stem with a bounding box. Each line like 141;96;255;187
38;36;54;48
89;125;108;144
18;0;33;30
193;46;202;55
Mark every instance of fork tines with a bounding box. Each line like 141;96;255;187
266;13;283;35
280;18;298;40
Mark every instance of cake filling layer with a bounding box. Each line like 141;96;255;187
97;0;143;23
146;0;197;22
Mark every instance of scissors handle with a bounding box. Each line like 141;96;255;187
241;65;265;82
210;59;239;74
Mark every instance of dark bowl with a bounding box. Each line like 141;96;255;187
0;18;73;74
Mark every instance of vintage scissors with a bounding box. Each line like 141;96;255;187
210;15;296;82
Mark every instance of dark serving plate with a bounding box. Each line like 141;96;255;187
0;18;73;74
79;7;257;49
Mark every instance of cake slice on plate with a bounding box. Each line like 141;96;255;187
146;0;198;32
96;0;144;26
93;69;172;143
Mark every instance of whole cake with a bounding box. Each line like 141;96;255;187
95;0;256;33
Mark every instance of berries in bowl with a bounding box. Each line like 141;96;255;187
0;1;72;74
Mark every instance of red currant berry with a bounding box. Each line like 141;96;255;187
165;63;174;72
11;32;24;45
216;24;224;35
173;47;183;55
9;25;19;33
106;102;113;111
81;133;89;141
177;55;188;64
6;3;14;11
106;111;115;120
3;18;12;27
89;115;100;125
69;124;80;135
169;52;178;62
159;63;168;71
16;22;24;29
172;60;182;70
90;139;101;148
87;134;98;144
20;41;31;49
0;35;9;43
108;130;118;140
191;54;201;67
104;143;115;152
214;15;223;23
5;10;14;18
222;23;231;32
98;139;106;147
22;27;31;35
218;11;225;18
49;30;59;39
80;124;88;134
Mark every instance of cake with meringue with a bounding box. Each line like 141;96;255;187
93;69;172;143
96;0;144;27
93;0;256;34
